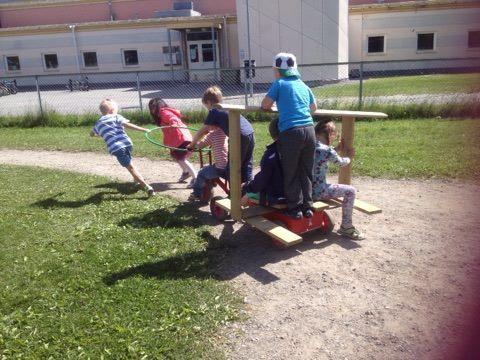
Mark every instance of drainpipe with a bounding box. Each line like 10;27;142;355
68;24;81;75
223;16;229;67
108;0;114;21
246;0;253;97
167;29;174;80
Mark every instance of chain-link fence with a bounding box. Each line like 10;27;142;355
1;57;479;117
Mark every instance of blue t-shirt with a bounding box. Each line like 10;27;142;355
93;114;133;154
266;76;315;132
204;108;254;136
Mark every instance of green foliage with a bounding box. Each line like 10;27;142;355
0;119;478;179
0;166;241;359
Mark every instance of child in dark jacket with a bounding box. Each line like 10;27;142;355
241;118;285;206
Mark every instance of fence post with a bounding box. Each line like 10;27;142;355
136;72;143;119
35;76;44;118
358;62;364;109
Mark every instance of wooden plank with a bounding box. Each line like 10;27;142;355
215;198;232;211
338;116;355;185
215;104;387;119
328;198;382;215
228;110;242;221
312;201;330;211
245;216;303;247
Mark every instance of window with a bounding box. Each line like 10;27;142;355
5;56;20;71
367;36;385;54
468;31;480;48
82;51;98;67
189;44;199;63
43;53;59;70
162;46;181;65
123;50;138;66
417;33;435;51
202;43;216;62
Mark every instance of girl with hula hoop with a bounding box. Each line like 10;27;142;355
148;98;197;188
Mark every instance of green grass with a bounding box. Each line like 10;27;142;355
0;165;240;359
313;73;480;98
1;118;479;179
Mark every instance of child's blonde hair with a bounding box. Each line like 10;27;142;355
99;98;118;115
202;86;223;105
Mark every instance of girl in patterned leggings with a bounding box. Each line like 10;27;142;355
312;119;365;240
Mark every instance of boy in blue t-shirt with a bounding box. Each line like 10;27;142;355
261;52;317;219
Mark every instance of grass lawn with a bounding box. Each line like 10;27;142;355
1;118;479;179
312;73;480;98
0;165;240;359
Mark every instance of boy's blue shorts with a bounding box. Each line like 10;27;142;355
112;146;132;167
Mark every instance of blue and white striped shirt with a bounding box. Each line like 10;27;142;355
93;114;133;154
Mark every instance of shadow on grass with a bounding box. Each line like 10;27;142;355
119;201;217;228
105;217;361;286
33;182;147;209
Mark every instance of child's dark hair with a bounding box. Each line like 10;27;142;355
148;98;168;116
314;118;335;146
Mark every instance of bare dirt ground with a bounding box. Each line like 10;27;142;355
1;149;479;360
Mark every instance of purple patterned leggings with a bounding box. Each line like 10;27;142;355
315;184;356;227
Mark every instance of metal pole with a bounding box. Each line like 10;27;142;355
211;26;217;81
246;0;253;97
35;76;44;118
167;29;174;81
136;72;143;118
69;25;81;76
358;62;364;109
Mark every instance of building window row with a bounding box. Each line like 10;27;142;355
367;30;480;54
3;49;181;73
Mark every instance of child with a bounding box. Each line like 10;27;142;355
187;86;255;183
188;126;228;201
241;118;285;207
91;98;155;197
261;52;317;219
313;119;364;240
148;98;197;188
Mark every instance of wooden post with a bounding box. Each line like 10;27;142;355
228;110;242;221
338;116;355;185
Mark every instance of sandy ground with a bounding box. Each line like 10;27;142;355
1;149;479;360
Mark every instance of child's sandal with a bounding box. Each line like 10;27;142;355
338;226;365;240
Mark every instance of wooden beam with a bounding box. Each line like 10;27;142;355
215;104;387;119
245;216;303;247
328;198;382;215
338;116;355;185
214;198;276;219
228;110;242;221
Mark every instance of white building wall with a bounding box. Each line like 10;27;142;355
235;0;349;82
0;26;183;84
349;6;480;72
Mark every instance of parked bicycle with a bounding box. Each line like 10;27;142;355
67;77;89;91
0;79;18;96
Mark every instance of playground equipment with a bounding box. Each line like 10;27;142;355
211;104;387;248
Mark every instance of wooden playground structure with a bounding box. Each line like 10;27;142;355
211;104;388;247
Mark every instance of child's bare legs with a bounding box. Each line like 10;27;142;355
177;159;197;179
125;164;154;196
318;184;356;228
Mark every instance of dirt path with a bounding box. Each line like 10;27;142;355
1;149;479;360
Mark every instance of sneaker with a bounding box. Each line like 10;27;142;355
285;208;303;220
178;172;191;183
338;226;365;240
303;209;314;218
186;178;195;189
188;193;201;202
144;185;155;197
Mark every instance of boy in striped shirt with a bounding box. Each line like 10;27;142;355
91;98;155;197
188;126;228;201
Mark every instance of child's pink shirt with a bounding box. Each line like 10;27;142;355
156;107;192;147
197;128;228;169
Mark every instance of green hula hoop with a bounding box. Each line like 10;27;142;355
145;126;211;152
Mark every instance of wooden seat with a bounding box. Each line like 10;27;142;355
245;216;302;247
327;198;382;214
